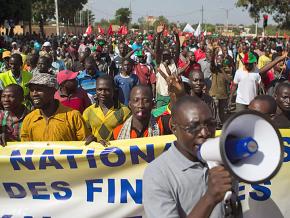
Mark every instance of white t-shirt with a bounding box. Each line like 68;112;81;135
234;69;261;105
156;62;178;96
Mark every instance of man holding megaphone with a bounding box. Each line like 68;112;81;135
143;95;283;218
143;96;240;218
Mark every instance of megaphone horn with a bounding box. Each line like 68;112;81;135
198;110;284;200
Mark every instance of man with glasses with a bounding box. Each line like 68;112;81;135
143;95;237;218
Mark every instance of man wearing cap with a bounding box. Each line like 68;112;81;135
55;70;91;113
229;52;262;112
39;41;52;57
11;42;20;54
21;73;90;141
0;50;11;73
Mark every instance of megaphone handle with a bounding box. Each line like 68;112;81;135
207;161;233;202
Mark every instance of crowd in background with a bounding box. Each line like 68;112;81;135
0;26;289;146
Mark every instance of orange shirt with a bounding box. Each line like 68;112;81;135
113;117;164;140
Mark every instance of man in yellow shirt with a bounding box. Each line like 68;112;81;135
83;75;130;145
258;48;271;69
21;73;90;141
0;53;32;97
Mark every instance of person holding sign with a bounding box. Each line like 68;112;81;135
143;96;239;218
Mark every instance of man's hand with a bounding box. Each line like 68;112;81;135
0;127;7;147
166;74;185;97
85;135;110;147
205;166;232;205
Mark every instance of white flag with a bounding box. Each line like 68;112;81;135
183;24;195;33
194;23;202;37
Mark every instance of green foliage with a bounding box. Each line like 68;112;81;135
115;8;131;25
153;16;169;29
236;0;290;29
0;0;31;24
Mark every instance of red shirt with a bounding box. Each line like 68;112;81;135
54;88;91;113
178;59;201;78
133;63;156;85
194;48;206;62
261;70;275;90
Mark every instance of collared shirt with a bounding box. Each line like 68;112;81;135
143;142;224;218
83;103;131;141
77;69;105;96
0;108;29;141
54;88;91;113
21;103;90;141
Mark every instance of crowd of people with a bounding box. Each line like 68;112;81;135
0;25;290;217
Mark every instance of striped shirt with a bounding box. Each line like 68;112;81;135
77;70;105;96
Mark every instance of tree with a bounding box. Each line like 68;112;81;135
58;0;87;25
32;0;87;37
153;16;169;29
115;8;131;25
236;0;289;29
0;0;32;35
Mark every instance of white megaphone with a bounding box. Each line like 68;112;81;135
198;110;284;201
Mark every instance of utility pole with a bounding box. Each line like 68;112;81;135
220;8;233;33
201;4;204;29
55;0;60;35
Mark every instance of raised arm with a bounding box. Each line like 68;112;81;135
155;25;165;65
173;26;180;65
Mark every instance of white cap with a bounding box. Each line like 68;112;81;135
43;41;51;47
11;41;17;45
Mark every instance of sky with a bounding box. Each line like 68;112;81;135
85;0;276;26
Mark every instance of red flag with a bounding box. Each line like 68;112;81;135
118;25;128;35
284;32;288;39
107;24;113;36
118;26;123;35
122;25;128;35
276;32;279;38
98;25;105;35
85;24;92;35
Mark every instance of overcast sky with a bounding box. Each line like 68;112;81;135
86;0;275;26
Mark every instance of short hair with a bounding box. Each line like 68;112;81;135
275;81;290;95
3;84;24;98
96;75;114;89
10;53;23;64
171;95;204;120
252;95;277;114
122;57;134;65
129;85;153;100
39;55;52;65
189;69;204;79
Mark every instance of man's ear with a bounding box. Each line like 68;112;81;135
128;100;132;110
169;118;176;133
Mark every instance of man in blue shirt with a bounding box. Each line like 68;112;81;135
114;59;139;105
77;56;105;100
